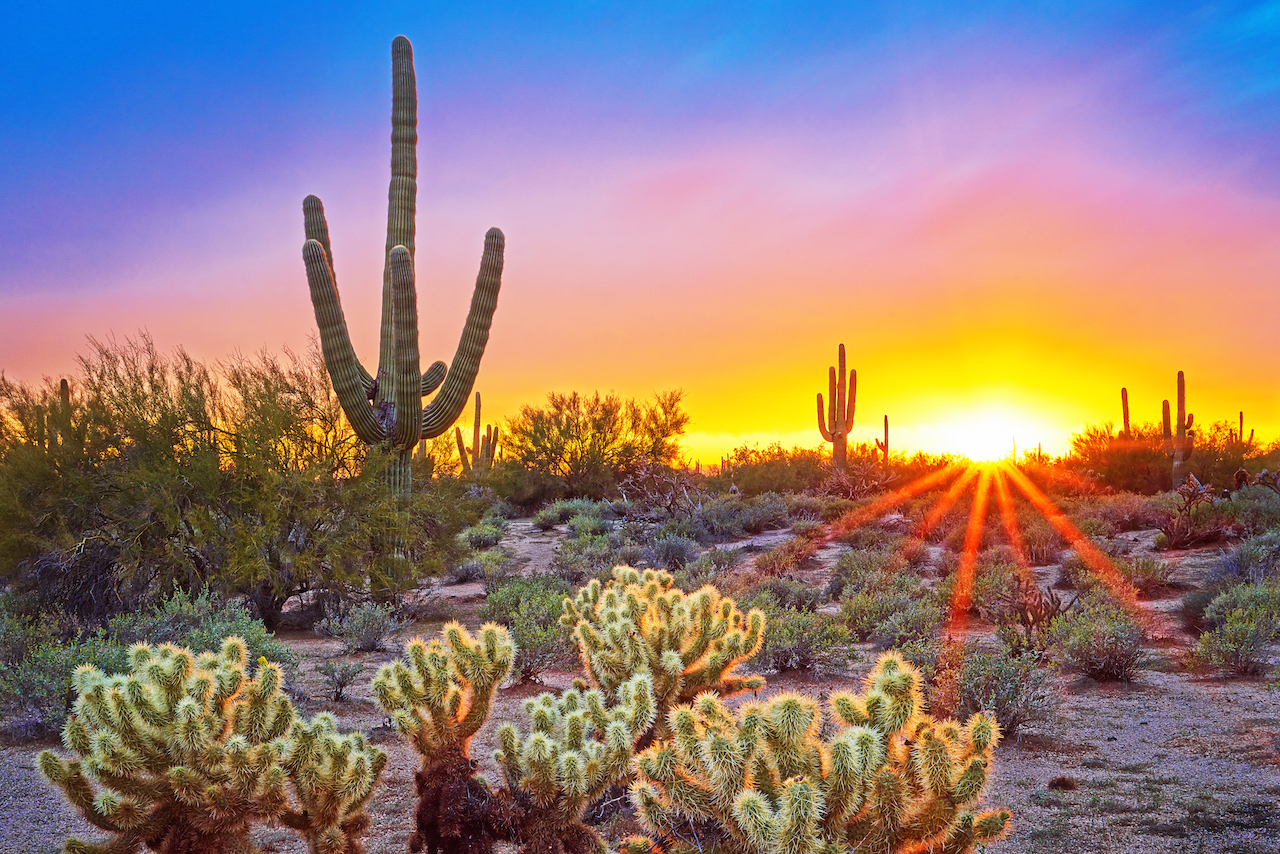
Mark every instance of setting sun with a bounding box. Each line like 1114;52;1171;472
906;404;1055;462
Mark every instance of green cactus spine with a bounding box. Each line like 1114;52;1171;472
302;35;503;495
561;566;764;745
625;652;1010;854
494;676;657;854
456;392;500;476
38;638;384;854
816;344;856;472
1161;370;1194;488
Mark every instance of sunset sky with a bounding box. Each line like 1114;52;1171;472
2;3;1278;462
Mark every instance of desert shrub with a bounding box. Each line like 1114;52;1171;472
1091;492;1164;532
551;533;634;586
566;512;609;539
841;590;915;640
315;602;408;653
1210;530;1280;587
1219;487;1280;536
828;548;915;601
484;458;565;508
0;590;296;739
737;577;824;611
1019;516;1063;565
316;659;363;702
503;389;689;498
784;494;826;520
738;492;790;534
1120;556;1175;596
1192;605;1279;676
105;590;297;669
755;536;818;575
642;534;701;570
790;518;825;538
743;593;853;677
1067;422;1170;494
690;495;749;541
480;575;575;682
531;506;563;530
1058;551;1102;593
451;546;517;586
1202;582;1280;629
1048;595;1144;681
872;597;945;649
459;519;506;550
952;646;1058;739
672;547;741;591
713;442;829;496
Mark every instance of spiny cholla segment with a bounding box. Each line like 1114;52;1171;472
562;566;765;741
39;637;384;854
625;652;1011;854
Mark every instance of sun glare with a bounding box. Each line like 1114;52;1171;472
913;405;1049;462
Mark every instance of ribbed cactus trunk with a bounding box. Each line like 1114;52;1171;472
816;344;855;472
301;35;504;497
1120;387;1131;440
1162;370;1194;489
875;414;889;466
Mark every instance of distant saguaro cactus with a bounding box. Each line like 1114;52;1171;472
1120;387;1131;441
816;344;856;472
456;392;500;476
1162;371;1194;489
301;35;503;494
875;414;889;466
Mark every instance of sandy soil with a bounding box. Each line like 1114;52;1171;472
5;523;1279;854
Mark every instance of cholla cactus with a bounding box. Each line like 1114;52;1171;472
373;622;515;854
38;638;384;854
625;653;1010;854
561;567;765;742
494;676;656;854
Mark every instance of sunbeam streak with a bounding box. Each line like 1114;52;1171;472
913;466;980;541
947;466;993;635
992;467;1032;574
827;464;964;541
1002;464;1137;605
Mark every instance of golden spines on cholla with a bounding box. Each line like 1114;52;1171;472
625;652;1010;854
372;621;513;759
38;637;384;854
561;566;765;741
494;676;656;854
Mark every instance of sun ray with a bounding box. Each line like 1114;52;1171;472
1002;463;1137;605
992;466;1032;576
912;466;981;541
826;463;964;541
946;465;993;635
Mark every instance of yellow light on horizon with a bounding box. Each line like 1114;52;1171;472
905;404;1055;463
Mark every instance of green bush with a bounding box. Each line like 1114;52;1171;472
671;547;741;591
737;493;790;534
566;512;609;539
315;602;408;653
0;590;296;739
1192;610;1278;675
743;592;853;677
479;575;575;682
643;534;701;570
872;597;945;649
1048;595;1144;681
738;577;824;612
316;659;363;702
952;646;1058;739
1121;556;1174;596
459;520;506;550
712;443;829;496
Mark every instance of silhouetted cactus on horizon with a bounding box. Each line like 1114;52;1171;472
817;344;856;472
1162;370;1194;489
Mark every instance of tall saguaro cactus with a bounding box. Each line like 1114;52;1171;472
816;344;856;472
1162;370;1194;489
301;35;504;494
1120;387;1131;441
